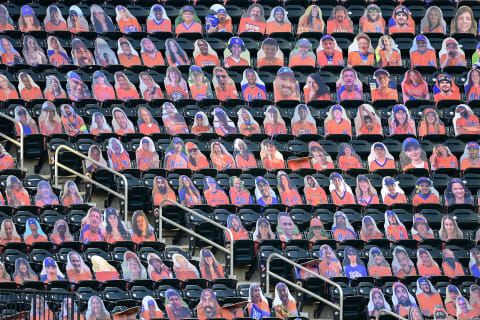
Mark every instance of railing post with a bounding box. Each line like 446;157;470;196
0;112;24;171
158;198;235;277
55;144;129;224
266;253;343;320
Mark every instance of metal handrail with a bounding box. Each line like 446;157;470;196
0;112;23;171
158;198;234;277
54;144;128;223
375;309;408;320
266;253;344;320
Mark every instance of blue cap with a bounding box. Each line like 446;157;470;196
38;180;49;189
370;247;381;255
68;72;81;81
182;6;194;13
357;175;368;183
403;137;420;151
467;142;479;149
386;210;395;216
44;257;56;267
273;7;284;14
417;177;431;186
277;67;294;75
190;65;202;73
373;143;384;149
22;5;34;16
415;35;427;42
206;176;215;183
173;137;182;144
152;5;162;11
321;35;334;42
363;216;373;223
384;177;395;185
141;138;150;144
201;248;212;257
330;172;341;180
418;248;428;255
148;300;155;306
332;105;342;112
117;5;126;11
374;68;389;77
393;104;407;114
28;218;37;225
414;215;426;223
448;285;458;293
217;8;227;14
256;176;268;185
418;277;428;284
298;39;310;47
229;37;244;46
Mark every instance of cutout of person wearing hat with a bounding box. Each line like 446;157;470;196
360;216;382;241
187;142;209;171
411;214;434;241
389;6;415;35
14;105;38;137
465;68;480;102
266;7;291;34
419;109;446;137
368;288;391;318
0;5;14;32
24;218;48;245
44;5;67;32
329;173;355;205
445;285;462;316
445;178;473;206
257;38;284;69
371;69;398;102
368;247;392;278
327;6;353;34
416;277;444;317
454;104;480;135
289;38;316;68
470;285;480;315
40;257;66;283
175;6;202;35
188;66;213;101
140;38;165;68
412;177;439;206
401;69;430;103
307;217;328;242
324;105;351;136
309;141;334;170
229;176;252;206
356;175;380;206
224;37;249;68
410;35;437;68
316;35;344;67
336;67;363;101
360;4;385;34
348;34;375;67
67;5;89;33
164;138;188;171
122;251;147;281
147;253;172;281
203;176;230;206
433;73;460;103
440;38;466;70
18;5;41;33
50;219;73;245
273;67;300;102
291;104;316;135
194;39;220;67
141;296;164;320
212;66;240;101
147;4;171;33
421;6;446;34
304;175;328;206
117;37;141;67
241;69;267;102
368;143;395;171
381;177;407;206
239;4;266;34
191;112;213;135
116;5;141;33
389;104;416;135
417;248;441;277
332;211;356;241
460;142;480;170
261;140;284;170
207;5;232;33
136;137;159;171
401;137;428;171
253;217;275;243
392;246;417;278
385;210;408;241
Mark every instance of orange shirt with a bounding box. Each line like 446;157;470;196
348;52;374;66
263;157;284;170
338;155;361;171
431;155;457;170
215;86;238;101
445;301;456;316
369;158;395;171
49;52;70;67
8;188;31;206
45;20;67;32
358;123;382;135
238;17;266;34
304;187;327;205
377;50;401;67
266;21;291;34
224;56;249;68
416;293;444;317
0;89;19;101
331;190;355;205
460;157;480;171
458;310;478;319
118;17;141;33
325;119;351;136
371;88;398;101
317;51;344;67
153;190;176;206
235;154;257;170
139;123;160;135
264;122;287;136
440;54;465;67
25;234;48;246
383;192;407;206
118;53;141;67
410;49;437;67
116;87;139;100
131;233;155;244
389;24;415;35
412;193;439;206
289;54;316;68
175;22;202;34
109;152;130;171
1;52;21;66
395;266;417;278
67;269;92;283
204;189;230;206
141;310;164;320
361;20;384;33
280;189;302;206
0;23;14;32
442;261;465;278
44;90;67;101
417;263;442;277
434;90;461;103
418;122;446;136
94;84;116;101
229;188;251;206
195;54;220;67
147;19;171;33
327;20;353;34
257;57;284;69
141;52;165;67
21;87;43;101
292;121;316;135
212;154;236;170
188;156;209;171
369;265;392;278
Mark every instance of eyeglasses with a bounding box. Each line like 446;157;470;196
17;111;26;115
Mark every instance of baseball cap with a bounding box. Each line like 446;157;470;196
298;39;310;47
415;35;427;42
321;35;334;42
393;104;407;114
417;177;432;186
22;5;34;16
374;69;389;78
277;67;294;76
173;137;182;144
229;37;244;46
310;218;323;228
190;65;202;73
437;74;451;83
273;7;284;14
468;142;479;149
330;172;342;180
403;137;420;151
331;105;342;112
182;6;194;13
201;248;212;257
384;177;395;185
373;143;385;149
394;7;408;16
445;38;457;46
44;257;56;267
